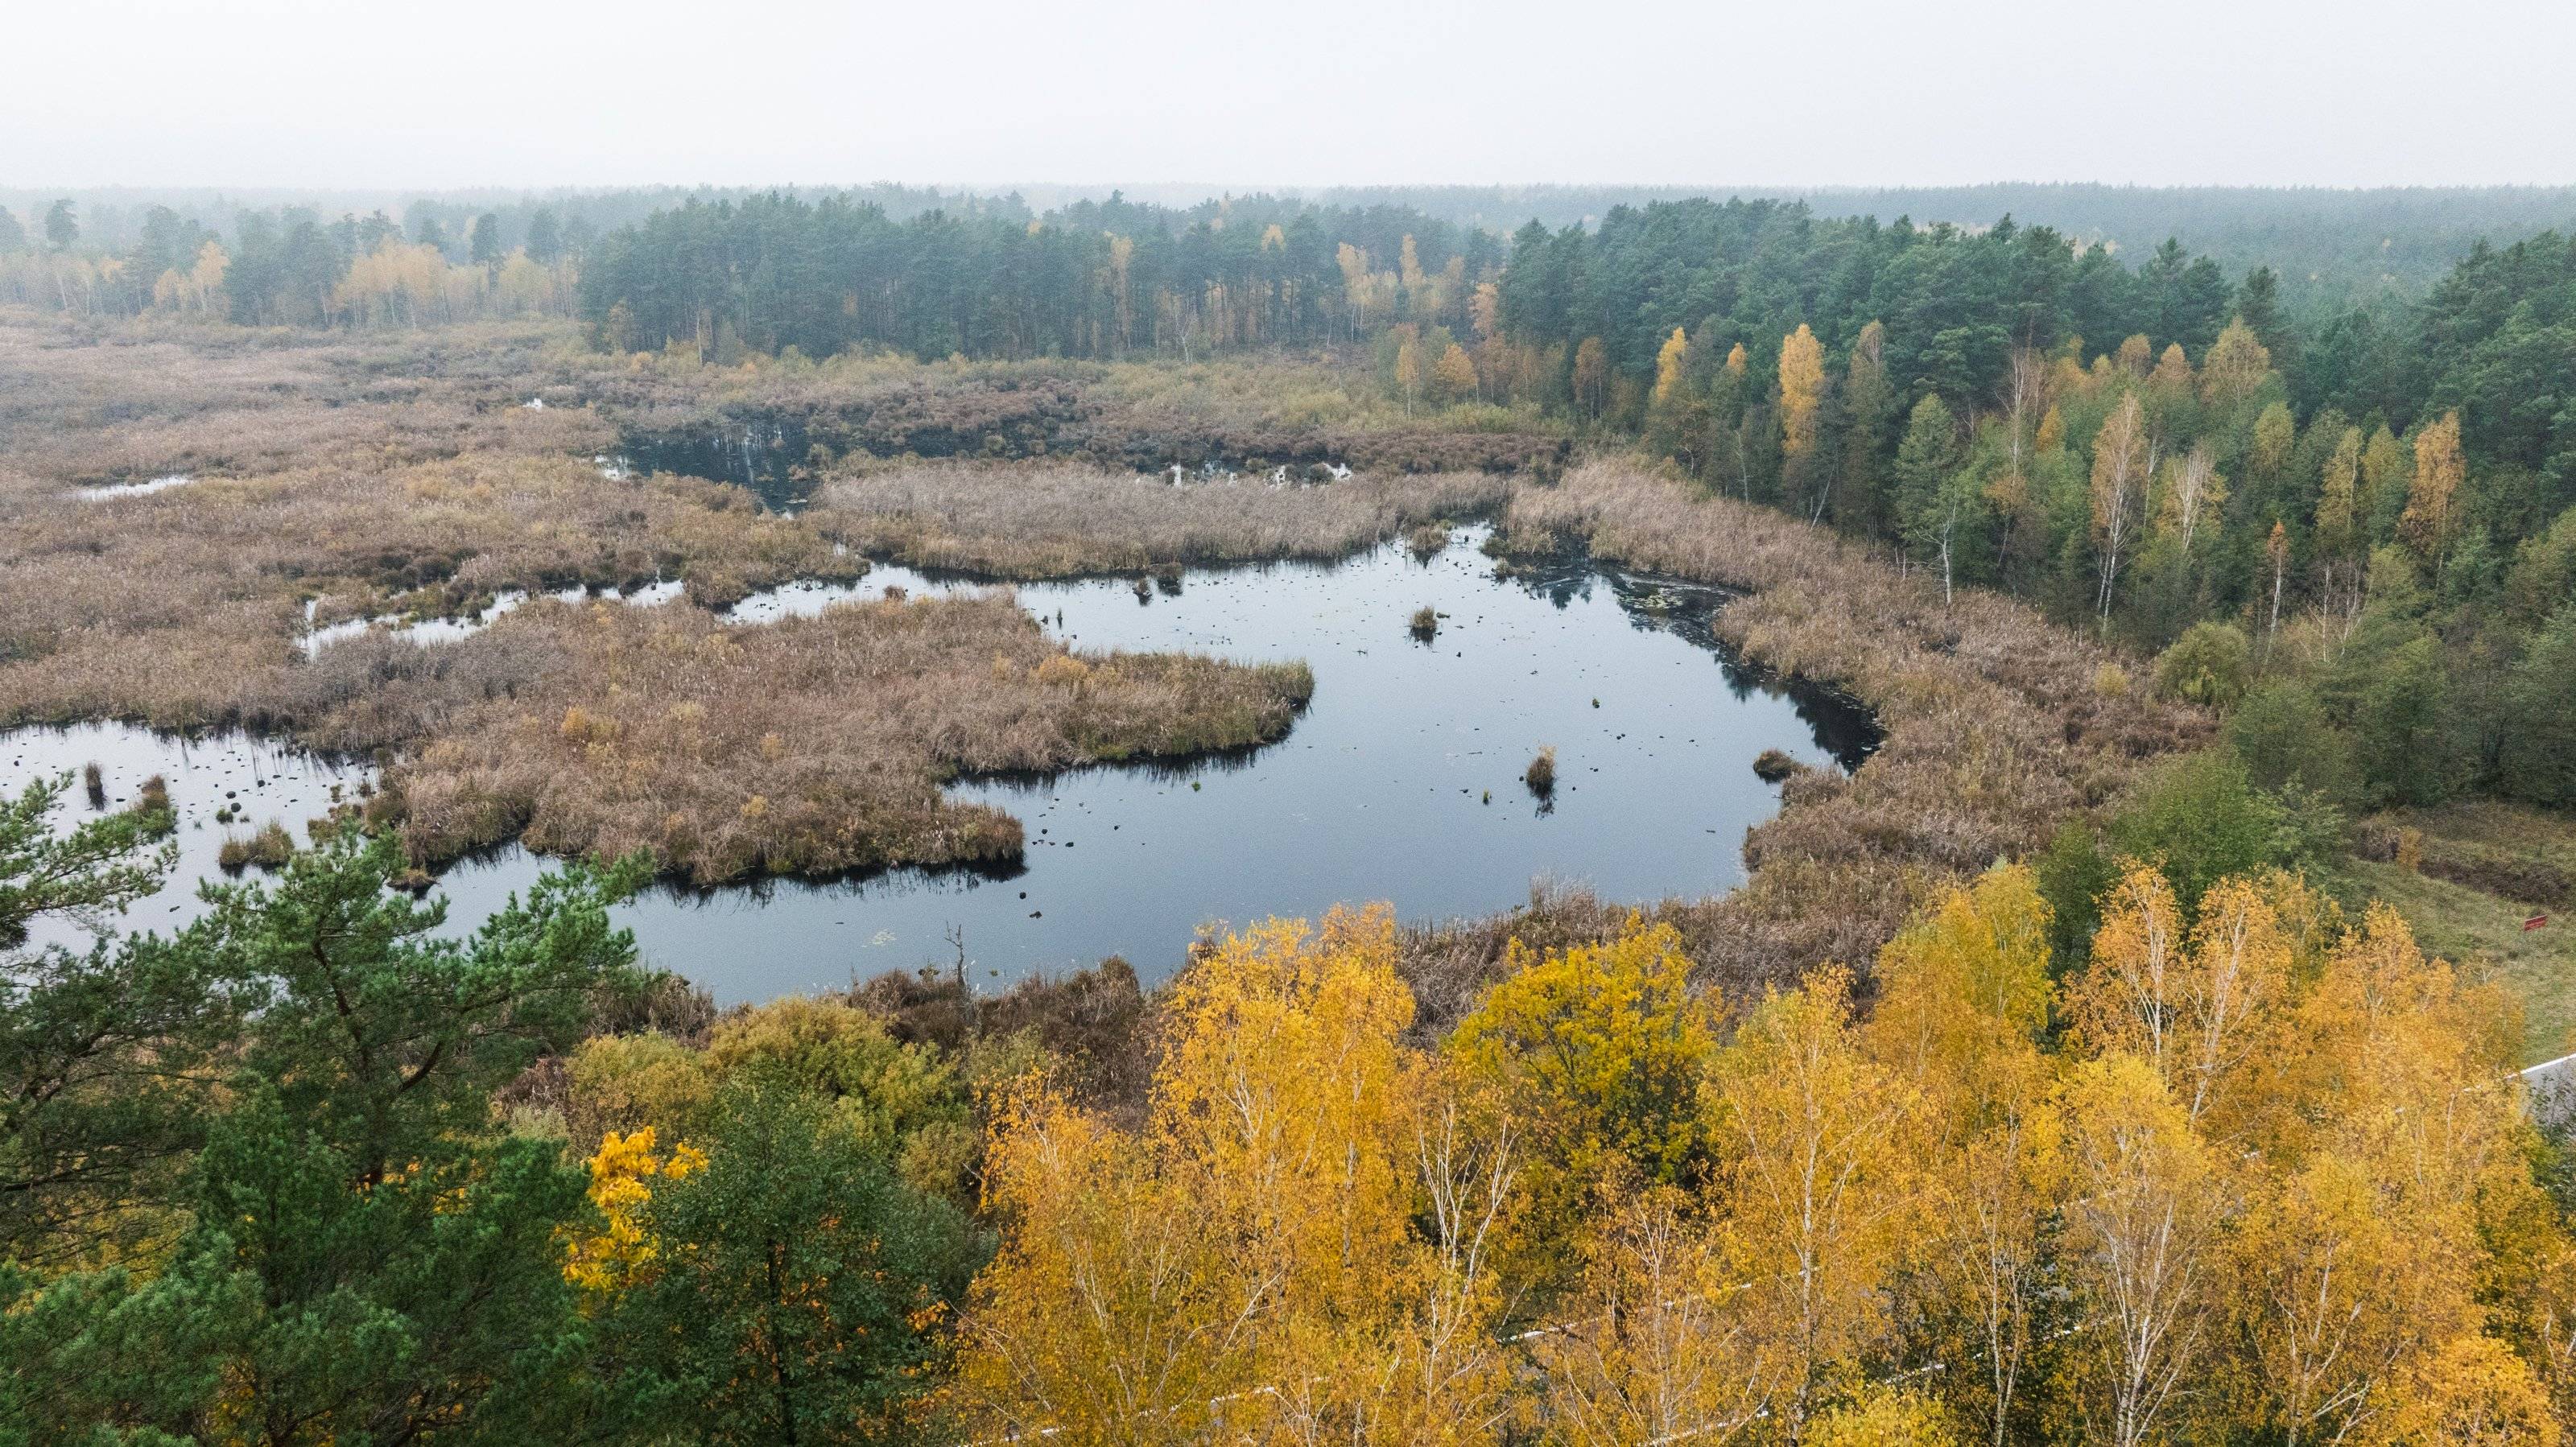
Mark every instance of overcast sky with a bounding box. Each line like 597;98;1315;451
6;0;2570;191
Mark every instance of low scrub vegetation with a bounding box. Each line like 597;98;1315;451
815;460;1508;578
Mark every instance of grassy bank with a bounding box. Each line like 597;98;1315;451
2342;801;2576;1064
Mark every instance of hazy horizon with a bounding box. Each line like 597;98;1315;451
7;0;2570;192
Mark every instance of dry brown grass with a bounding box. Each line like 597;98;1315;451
812;461;1508;578
0;451;857;728
1398;458;2215;1003
0;315;1325;889
371;591;1311;884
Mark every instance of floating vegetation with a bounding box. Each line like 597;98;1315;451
1525;746;1558;796
218;821;295;871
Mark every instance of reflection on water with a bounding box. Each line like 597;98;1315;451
4;722;370;954
75;474;194;501
619;423;812;512
443;527;1875;1001
299;579;686;656
8;530;1877;1005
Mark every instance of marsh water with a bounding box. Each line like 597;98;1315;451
10;531;1873;1003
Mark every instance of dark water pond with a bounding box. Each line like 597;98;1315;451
8;530;1873;1003
619;423;813;511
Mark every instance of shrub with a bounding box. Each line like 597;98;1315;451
2229;681;2356;805
2105;748;2305;914
2152;620;2252;709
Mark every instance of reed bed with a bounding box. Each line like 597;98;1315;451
376;591;1311;884
814;461;1509;578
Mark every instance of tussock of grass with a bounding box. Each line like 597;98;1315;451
1524;746;1557;795
815;461;1509;579
1410;606;1439;641
217;821;295;871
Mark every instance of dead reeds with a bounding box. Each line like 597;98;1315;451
814;461;1510;579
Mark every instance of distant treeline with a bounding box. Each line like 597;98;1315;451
18;179;2572;311
576;191;1503;361
1298;182;2576;311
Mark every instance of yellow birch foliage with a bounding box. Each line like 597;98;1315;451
1707;966;1918;1437
1533;1181;1781;1446
562;1126;705;1292
1434;342;1480;402
2318;427;2364;563
2388;1335;2562;1446
959;1082;1252;1445
1451;917;1714;1184
1867;866;2062;1443
1573;336;1609;418
960;907;1516;1446
2198;319;2273;407
2064;866;2295;1136
2404;410;2468;563
2051;1053;2225;1447
1806;1385;1966;1445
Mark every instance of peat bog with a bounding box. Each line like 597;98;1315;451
13;528;1872;1002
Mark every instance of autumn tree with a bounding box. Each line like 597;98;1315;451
1893;394;1968;601
2051;1053;2226;1447
1451;918;1714;1280
1707;967;1917;1437
2315;425;2364;608
1433;341;1480;406
2090;393;2149;624
1777;324;1829;519
1864;866;2058;1445
960;908;1515;1446
1572;336;1609;421
1534;1183;1781;1445
2402;409;2467;571
2197;318;2273;408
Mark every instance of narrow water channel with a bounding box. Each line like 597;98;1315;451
8;530;1872;1003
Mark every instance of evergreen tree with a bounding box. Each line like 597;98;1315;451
469;211;503;269
41;199;76;251
524;205;563;264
